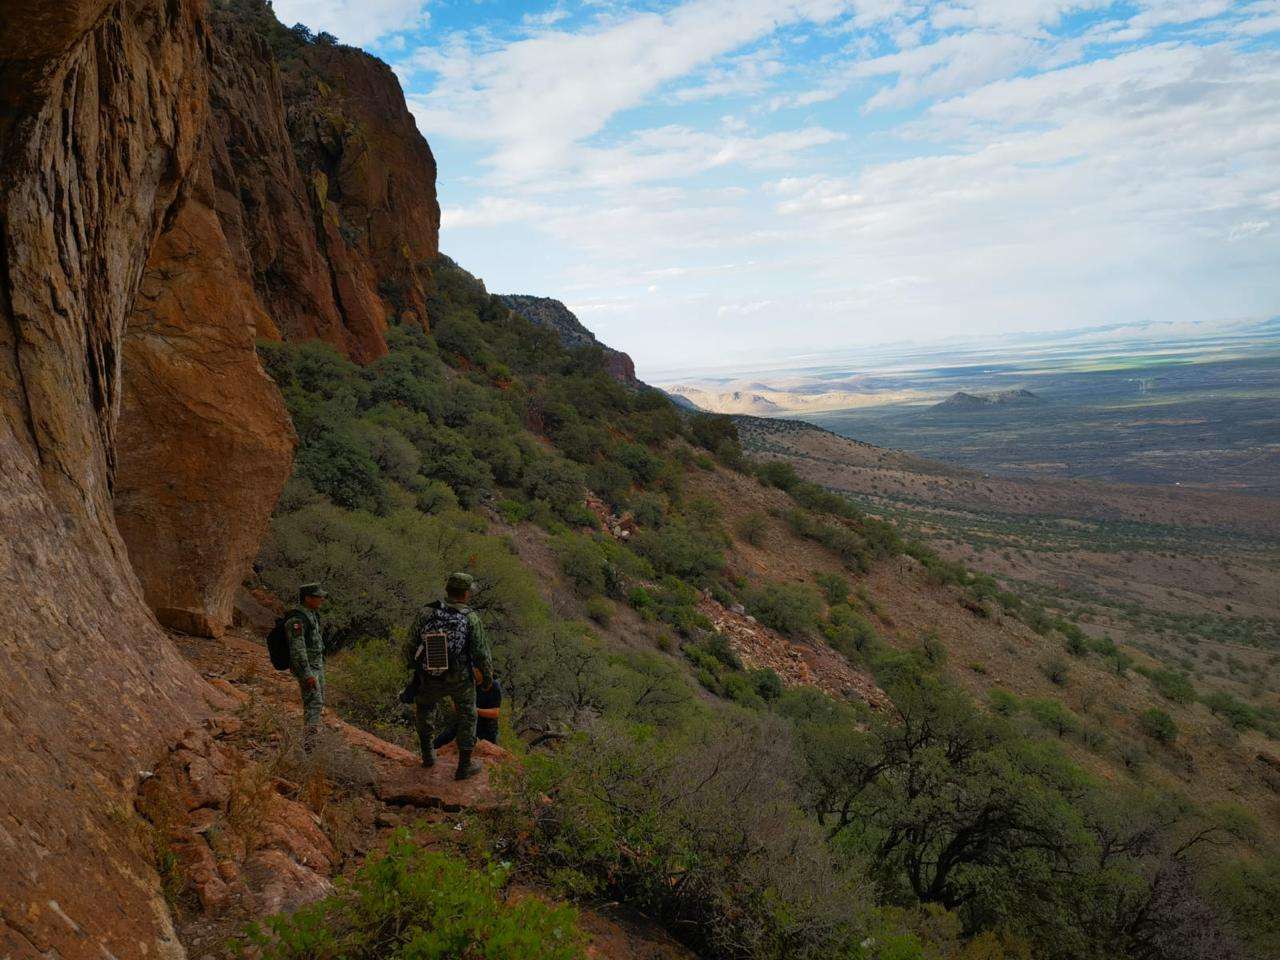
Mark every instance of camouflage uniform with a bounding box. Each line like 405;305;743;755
403;596;493;759
285;588;326;745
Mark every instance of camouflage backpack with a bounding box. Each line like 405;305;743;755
414;602;472;676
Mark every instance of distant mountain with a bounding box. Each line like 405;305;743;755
501;294;637;384
933;389;1043;411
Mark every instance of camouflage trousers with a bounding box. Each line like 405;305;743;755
415;675;477;756
298;668;326;748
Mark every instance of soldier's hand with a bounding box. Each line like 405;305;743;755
304;675;318;691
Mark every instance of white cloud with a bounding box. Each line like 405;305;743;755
443;196;549;229
269;0;428;46
405;0;857;182
410;1;1280;370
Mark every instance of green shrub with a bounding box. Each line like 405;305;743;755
240;833;586;959
749;667;785;702
1203;690;1259;731
989;689;1021;716
325;638;408;735
631;493;666;528
746;582;823;638
585;596;614;626
815;572;850;606
1041;654;1071;686
497;723;869;960
757;459;801;491
735;511;769;547
1026;697;1078;738
1139;708;1179;743
722;672;766;709
822;604;877;658
553;533;610;597
296;428;383;510
631;520;724;581
1148;669;1197;705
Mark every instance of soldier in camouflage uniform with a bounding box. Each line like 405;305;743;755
284;582;328;750
403;572;494;780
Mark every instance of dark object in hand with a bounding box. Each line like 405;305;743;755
399;674;419;704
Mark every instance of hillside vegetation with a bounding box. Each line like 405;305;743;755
250;259;1280;960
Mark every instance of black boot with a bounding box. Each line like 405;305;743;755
454;749;481;780
421;744;436;768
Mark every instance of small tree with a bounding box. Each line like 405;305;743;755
1140;707;1179;743
1042;654;1071;686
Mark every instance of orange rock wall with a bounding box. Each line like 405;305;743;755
113;3;442;636
0;1;214;955
0;0;442;955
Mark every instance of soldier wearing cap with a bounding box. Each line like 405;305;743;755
285;582;328;749
403;572;494;780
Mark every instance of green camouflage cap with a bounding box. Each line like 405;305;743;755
299;582;328;600
446;572;475;595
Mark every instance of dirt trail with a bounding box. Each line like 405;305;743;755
159;629;690;959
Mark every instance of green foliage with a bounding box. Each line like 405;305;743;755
815;571;851;606
1202;690;1266;733
793;663;1088;925
746;582;823;638
1146;668;1197;705
822;604;878;659
989;688;1022;716
1025;697;1079;738
787;507;903;573
734;511;769;546
630;519;724;582
630;492;666;528
295;428;384;510
496;721;872;960
1210;855;1280;959
240;833;585;959
1041;654;1071;686
326;638;409;735
1139;707;1179;743
757;459;801;491
553;532;612;597
259;503;540;645
585;596;613;626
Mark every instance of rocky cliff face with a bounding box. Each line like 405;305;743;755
0;0;440;955
115;0;441;638
1;2;217;955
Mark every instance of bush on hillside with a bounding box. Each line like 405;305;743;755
496;720;873;960
240;834;586;960
746;582;823;639
1147;668;1197;705
1139;708;1179;743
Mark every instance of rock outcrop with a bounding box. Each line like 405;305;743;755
115;172;296;638
0;0;442;955
0;1;217;955
502;293;639;384
113;2;443;637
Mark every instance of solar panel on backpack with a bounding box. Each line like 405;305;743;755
420;631;449;674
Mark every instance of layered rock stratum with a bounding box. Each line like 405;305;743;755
0;2;439;955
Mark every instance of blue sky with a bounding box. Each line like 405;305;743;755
271;0;1280;377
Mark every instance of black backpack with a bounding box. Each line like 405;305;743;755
266;613;296;671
